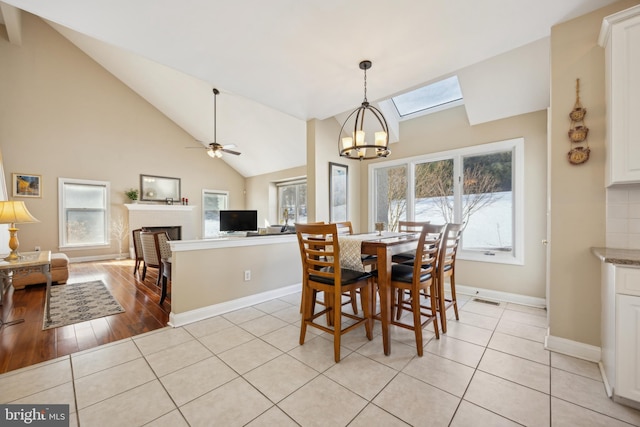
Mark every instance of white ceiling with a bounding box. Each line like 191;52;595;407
0;0;618;176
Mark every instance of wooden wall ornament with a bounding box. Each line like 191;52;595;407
568;78;590;165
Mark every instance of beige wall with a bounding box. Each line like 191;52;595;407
548;0;640;347
307;118;364;231
358;106;548;298
0;14;247;258
245;165;307;227
172;239;300;314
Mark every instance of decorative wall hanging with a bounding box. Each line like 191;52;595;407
567;78;590;165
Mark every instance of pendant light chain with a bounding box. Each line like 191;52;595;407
363;66;368;103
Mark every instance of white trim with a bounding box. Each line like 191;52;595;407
124;204;195;211
456;284;546;308
368;138;524;265
599;361;614;397
544;332;601;363
168;283;301;327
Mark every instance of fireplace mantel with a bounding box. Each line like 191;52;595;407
125;204;196;212
125;204;198;257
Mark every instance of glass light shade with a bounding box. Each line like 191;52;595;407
207;148;216;158
375;131;387;147
215;150;223;158
341;137;353;150
355;130;365;146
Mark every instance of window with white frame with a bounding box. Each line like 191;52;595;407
202;189;228;238
58;178;110;249
370;138;524;264
277;179;307;224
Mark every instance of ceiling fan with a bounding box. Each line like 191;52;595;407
189;88;241;158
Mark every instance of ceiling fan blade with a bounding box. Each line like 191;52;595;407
221;143;237;149
221;148;241;156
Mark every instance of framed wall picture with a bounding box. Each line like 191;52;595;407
329;162;348;222
12;173;42;198
140;174;181;202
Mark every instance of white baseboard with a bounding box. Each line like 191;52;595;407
66;254;126;263
456;284;546;308
169;283;301;327
544;331;601;363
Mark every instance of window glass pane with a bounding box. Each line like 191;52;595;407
278;181;307;224
414;159;454;225
59;179;109;248
203;191;228;238
296;184;307;223
462;151;513;253
374;165;407;231
392;76;463;117
65;210;105;245
65;183;105;209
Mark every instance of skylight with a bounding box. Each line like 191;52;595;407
392;75;463;117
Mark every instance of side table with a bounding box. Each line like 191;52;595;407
0;251;52;327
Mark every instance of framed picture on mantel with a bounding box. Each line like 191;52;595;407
329;162;348;222
140;174;180;202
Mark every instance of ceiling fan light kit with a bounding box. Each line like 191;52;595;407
339;60;390;160
194;88;241;158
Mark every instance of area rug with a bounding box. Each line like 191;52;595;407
42;280;125;330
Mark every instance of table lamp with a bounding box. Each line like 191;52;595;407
0;200;39;261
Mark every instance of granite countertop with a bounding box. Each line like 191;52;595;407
591;247;640;266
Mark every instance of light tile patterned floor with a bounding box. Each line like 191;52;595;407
2;293;640;426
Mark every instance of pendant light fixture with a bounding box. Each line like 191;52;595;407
339;60;390;160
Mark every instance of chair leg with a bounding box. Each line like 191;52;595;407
160;274;168;305
133;260;139;275
451;273;459;320
333;290;342;363
299;287;312;345
350;290;358;314
430;281;440;340
141;265;147;281
156;265;163;287
411;289;423;356
439;278;448;333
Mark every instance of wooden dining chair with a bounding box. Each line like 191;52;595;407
140;231;172;287
296;222;373;362
391;220;431;264
375;223;443;356
437;222;463;333
394;223;445;320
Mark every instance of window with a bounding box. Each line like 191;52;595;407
391;75;463;118
58;178;110;249
370;138;523;264
202;189;228;238
277;179;307;224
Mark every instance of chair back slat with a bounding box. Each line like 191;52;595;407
412;224;443;279
296;223;342;289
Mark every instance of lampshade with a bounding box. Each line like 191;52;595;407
338;60;390;160
0;200;39;261
0;201;39;225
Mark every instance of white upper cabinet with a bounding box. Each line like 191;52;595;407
599;6;640;186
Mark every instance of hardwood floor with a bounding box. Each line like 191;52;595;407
0;259;170;374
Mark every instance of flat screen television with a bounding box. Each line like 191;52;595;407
219;210;258;232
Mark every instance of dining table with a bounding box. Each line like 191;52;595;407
337;232;421;355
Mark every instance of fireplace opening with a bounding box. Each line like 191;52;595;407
143;226;182;241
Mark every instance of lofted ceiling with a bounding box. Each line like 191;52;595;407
0;0;618;177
